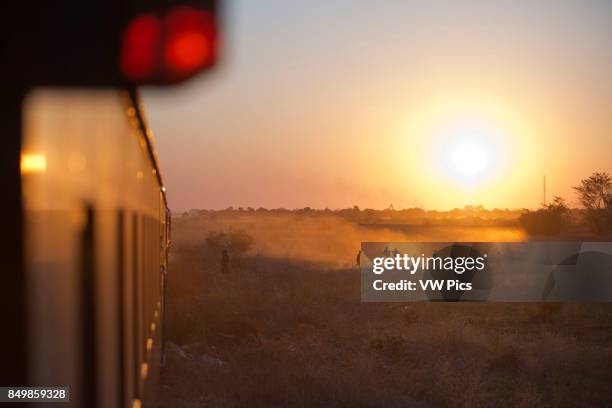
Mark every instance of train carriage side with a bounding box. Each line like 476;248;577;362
21;88;169;408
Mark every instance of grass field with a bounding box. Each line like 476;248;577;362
157;214;612;407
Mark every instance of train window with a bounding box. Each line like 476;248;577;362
116;210;126;408
131;213;142;401
80;206;97;407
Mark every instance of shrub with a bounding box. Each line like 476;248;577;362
205;228;254;255
519;197;569;236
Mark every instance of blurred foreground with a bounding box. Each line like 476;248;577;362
157;211;612;407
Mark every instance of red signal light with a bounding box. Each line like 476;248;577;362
120;14;162;81
164;7;215;75
120;6;217;84
165;31;211;71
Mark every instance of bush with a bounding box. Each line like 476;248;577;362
205;228;254;255
519;197;569;236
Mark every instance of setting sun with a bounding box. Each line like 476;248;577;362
436;120;505;188
390;94;542;208
451;142;489;178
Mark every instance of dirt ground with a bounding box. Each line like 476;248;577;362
156;214;612;407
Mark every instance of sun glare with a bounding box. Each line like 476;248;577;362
393;94;539;208
433;119;504;188
451;143;488;177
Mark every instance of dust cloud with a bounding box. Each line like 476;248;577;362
173;211;525;267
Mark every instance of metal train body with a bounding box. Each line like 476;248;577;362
21;88;169;408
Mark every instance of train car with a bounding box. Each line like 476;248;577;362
21;89;170;407
0;1;218;407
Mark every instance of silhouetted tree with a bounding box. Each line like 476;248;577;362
573;172;612;210
573;172;612;233
519;196;569;236
546;196;569;214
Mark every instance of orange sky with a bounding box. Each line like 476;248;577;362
143;0;612;211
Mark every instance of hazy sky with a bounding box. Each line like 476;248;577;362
143;0;612;211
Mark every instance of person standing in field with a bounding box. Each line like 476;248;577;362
221;249;230;274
